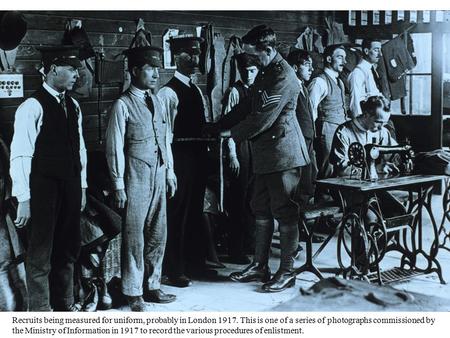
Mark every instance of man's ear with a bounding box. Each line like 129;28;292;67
363;48;370;56
131;66;139;78
265;46;273;56
292;64;299;72
326;56;332;64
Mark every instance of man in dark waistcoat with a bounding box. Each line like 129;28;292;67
10;46;87;311
158;36;210;287
208;25;310;292
105;46;177;311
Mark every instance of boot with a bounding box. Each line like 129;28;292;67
261;269;296;292
126;296;146;312
229;262;271;283
262;223;298;292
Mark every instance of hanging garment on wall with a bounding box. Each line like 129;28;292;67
295;26;324;53
63;19;95;98
122;19;153;93
222;36;243;96
324;17;348;46
209;33;226;122
381;33;416;100
199;23;213;76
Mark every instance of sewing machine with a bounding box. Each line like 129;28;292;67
348;141;415;181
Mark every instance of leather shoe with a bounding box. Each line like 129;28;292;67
161;275;192;288
261;270;296;292
229;262;271;283
143;289;176;304
126;296;146;312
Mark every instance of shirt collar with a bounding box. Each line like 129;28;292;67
359;59;374;70
174;71;191;87
264;52;283;72
324;67;339;80
43;82;65;102
129;85;150;99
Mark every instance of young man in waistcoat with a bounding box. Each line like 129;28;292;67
157;36;210;287
308;44;348;183
10;46;87;311
105;46;177;311
208;25;310;292
222;52;259;264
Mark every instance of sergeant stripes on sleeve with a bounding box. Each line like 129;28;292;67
261;90;282;108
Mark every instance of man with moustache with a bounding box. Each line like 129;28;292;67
348;39;387;117
10;46;87;311
158;36;210;287
208;25;310;292
105;46;177;311
308;44;348;183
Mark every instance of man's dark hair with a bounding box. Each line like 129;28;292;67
287;49;311;67
242;25;277;51
323;44;345;65
360;96;385;116
362;38;381;51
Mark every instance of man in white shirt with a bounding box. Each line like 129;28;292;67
348;39;387;117
157;36;210;287
105;46;177;311
10;46;87;311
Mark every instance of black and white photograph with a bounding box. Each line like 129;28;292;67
1;3;450;325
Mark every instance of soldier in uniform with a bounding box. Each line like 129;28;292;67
308;44;348;184
10;46;87;311
105;46;177;311
208;25;310;292
158;36;210;287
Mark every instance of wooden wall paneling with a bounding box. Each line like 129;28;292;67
1;10;328;149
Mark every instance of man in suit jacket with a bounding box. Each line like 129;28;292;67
209;25;310;292
287;49;317;209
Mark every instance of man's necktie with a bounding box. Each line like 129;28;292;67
144;91;154;114
58;93;67;117
372;66;383;92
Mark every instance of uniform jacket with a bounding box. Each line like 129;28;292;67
220;52;310;174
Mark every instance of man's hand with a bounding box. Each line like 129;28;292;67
167;176;177;199
229;156;240;177
15;199;31;228
382;162;399;175
81;188;87;212
114;189;127;209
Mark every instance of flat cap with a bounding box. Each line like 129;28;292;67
167;35;204;55
37;45;83;69
123;46;163;68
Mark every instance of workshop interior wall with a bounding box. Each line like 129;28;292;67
0;10;330;150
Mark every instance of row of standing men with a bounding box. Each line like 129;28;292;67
8;24;388;311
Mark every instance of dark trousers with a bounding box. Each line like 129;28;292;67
27;173;81;311
227;140;255;257
164;145;208;277
296;138;318;208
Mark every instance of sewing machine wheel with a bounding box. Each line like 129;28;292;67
337;213;370;275
348;142;366;169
